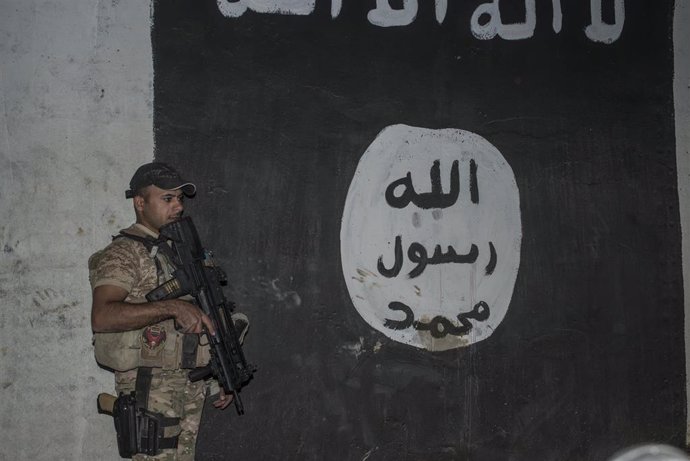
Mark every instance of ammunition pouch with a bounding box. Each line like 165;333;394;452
110;391;180;458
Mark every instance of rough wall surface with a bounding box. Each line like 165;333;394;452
0;1;153;460
678;0;690;444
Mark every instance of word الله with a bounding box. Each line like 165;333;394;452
217;0;625;44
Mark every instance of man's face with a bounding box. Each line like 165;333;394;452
134;185;185;232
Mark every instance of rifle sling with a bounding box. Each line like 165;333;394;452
134;367;180;452
135;367;153;411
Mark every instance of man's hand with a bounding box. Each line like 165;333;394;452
212;388;234;410
167;299;216;335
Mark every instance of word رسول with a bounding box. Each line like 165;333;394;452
378;236;498;279
217;0;625;44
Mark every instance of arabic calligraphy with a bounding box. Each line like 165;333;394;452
471;0;537;41
217;0;625;44
385;159;478;209
384;301;490;338
376;157;497;338
378;235;494;279
340;125;522;350
471;0;624;43
585;0;625;44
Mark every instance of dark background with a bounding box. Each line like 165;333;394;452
152;1;685;460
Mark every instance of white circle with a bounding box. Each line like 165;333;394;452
341;125;521;351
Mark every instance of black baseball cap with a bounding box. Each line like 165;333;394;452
125;162;197;199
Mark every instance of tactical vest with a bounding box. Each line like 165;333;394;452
92;227;210;372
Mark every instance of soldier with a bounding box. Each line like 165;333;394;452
89;162;244;460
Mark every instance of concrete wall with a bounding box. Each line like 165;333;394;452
0;1;152;459
679;0;690;445
0;1;689;460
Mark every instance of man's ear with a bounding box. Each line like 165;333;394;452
133;194;145;212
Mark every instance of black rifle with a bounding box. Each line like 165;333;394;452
145;216;255;415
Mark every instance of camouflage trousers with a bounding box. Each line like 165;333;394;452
115;368;207;461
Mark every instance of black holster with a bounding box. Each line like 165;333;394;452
112;391;180;458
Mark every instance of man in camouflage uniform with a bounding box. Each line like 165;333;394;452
89;163;240;460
